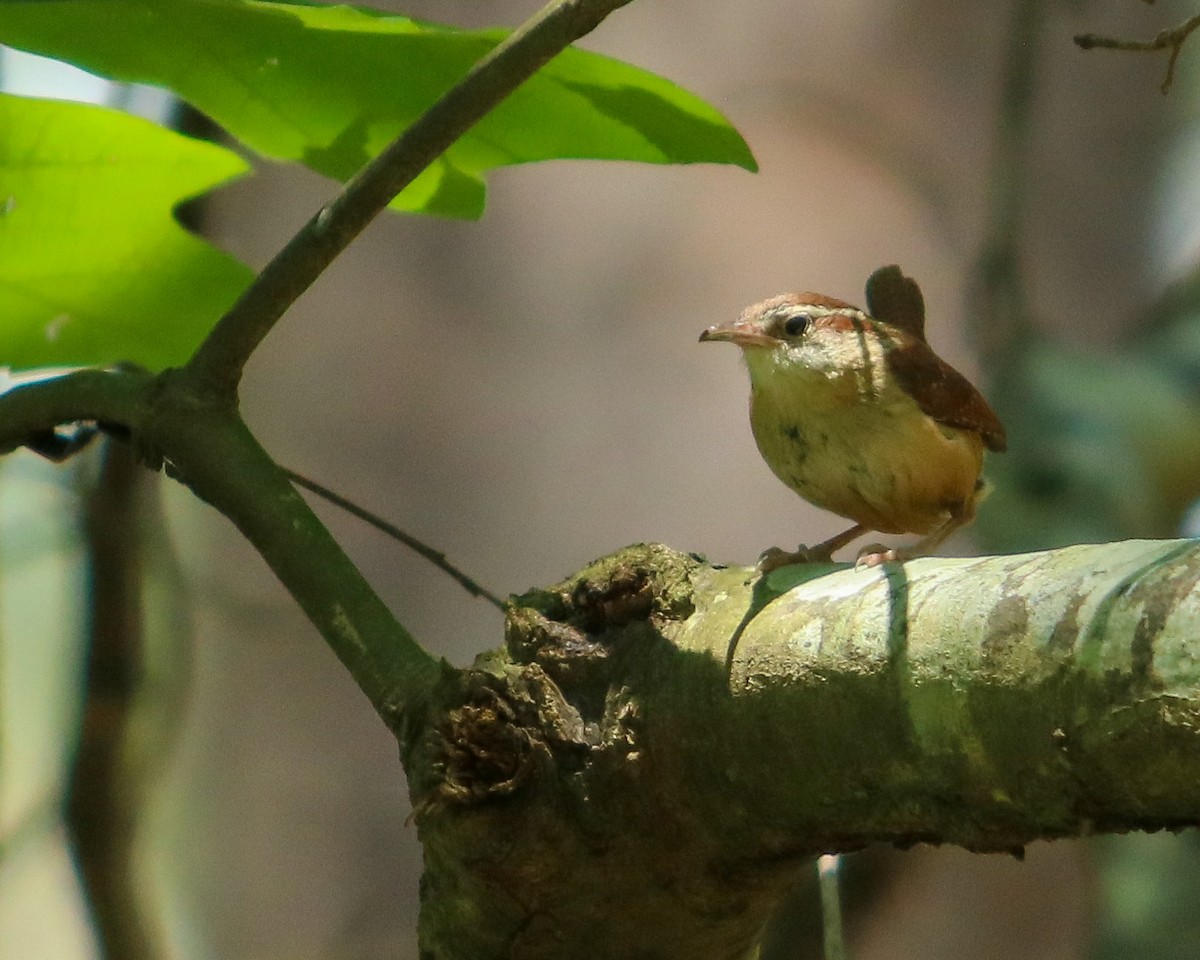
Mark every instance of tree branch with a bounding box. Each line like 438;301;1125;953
0;368;156;448
412;540;1200;958
184;0;635;399
0;369;442;733
0;0;647;732
69;442;177;960
1075;13;1200;94
155;372;446;733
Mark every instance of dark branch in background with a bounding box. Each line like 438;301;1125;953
1075;12;1200;94
283;468;506;610
66;437;195;960
185;0;635;399
68;444;156;960
970;0;1044;365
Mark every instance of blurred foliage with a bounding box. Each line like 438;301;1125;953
1089;832;1200;960
978;334;1200;552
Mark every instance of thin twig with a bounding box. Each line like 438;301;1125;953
1075;13;1200;94
185;0;634;398
283;467;506;610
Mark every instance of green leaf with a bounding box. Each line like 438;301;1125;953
0;0;757;219
0;93;253;370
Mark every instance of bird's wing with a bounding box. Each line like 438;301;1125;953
886;336;1007;452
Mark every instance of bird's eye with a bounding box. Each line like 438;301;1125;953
783;313;811;337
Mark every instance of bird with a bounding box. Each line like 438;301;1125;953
699;265;1006;570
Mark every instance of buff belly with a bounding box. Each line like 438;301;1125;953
749;382;986;535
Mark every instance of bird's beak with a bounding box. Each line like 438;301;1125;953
699;320;776;348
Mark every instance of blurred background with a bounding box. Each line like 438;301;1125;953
5;0;1200;957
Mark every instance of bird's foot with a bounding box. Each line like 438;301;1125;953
756;544;834;573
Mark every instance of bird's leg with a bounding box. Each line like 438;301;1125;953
757;523;868;573
855;499;977;568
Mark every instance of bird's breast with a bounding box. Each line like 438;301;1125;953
748;373;986;534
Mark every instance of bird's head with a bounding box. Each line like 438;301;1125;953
699;293;885;386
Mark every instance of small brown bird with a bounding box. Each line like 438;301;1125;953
700;265;1006;569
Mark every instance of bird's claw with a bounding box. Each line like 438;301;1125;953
854;544;901;568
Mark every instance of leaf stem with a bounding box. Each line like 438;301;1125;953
185;0;634;398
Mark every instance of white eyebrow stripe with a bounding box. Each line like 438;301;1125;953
766;304;867;322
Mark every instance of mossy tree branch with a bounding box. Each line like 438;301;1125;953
410;540;1200;958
